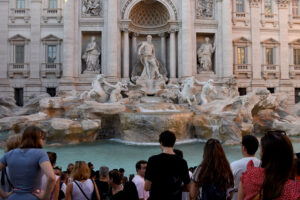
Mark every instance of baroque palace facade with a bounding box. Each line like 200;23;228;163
0;0;300;106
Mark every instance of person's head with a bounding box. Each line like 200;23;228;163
135;160;147;177
197;139;233;192
159;130;176;148
119;168;125;175
241;135;259;157
99;166;109;180
88;162;94;170
71;161;90;181
147;35;152;43
129;174;135;182
5;134;22;152
109;169;122;186
60;172;67;183
20;126;45;149
260;130;294;200
67;163;74;174
47;152;57;167
174;149;183;159
54;166;62;176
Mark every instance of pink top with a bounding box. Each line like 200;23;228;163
241;160;300;200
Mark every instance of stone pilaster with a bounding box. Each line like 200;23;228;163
0;0;9;79
122;26;130;79
181;0;194;77
249;0;262;79
215;0;223;77
278;0;290;79
30;0;42;79
131;33;138;72
159;33;166;70
106;0;119;78
62;0;75;78
222;0;233;77
169;30;176;79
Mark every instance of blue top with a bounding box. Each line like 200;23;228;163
0;148;49;200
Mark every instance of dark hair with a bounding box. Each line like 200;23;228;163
119;168;125;173
109;170;122;185
88;162;93;168
174;149;183;158
242;135;259;155
135;160;147;172
261;130;294;200
20;126;45;149
197;139;234;192
47;152;57;166
159;130;176;147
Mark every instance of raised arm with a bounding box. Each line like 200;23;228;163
102;79;117;89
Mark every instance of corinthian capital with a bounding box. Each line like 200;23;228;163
277;0;290;8
249;0;261;8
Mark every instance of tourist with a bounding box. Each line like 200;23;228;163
88;162;96;179
295;153;300;181
59;172;68;200
95;166;110;200
54;166;62;177
230;135;260;200
145;130;191;200
190;138;234;200
0;126;56;200
238;130;300;200
65;161;100;200
66;163;74;175
0;134;22;200
132;160;149;200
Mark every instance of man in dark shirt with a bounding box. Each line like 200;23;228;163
95;166;110;200
145;130;191;200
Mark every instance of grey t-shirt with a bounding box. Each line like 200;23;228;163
0;148;49;198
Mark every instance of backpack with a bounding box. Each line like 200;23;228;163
201;183;227;200
58;182;65;200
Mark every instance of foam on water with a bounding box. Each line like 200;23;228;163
109;138;206;146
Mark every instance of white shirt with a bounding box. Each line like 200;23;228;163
132;174;149;200
230;157;261;200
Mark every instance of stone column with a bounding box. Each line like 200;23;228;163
122;27;130;79
106;0;119;78
169;30;176;79
222;0;233;77
215;0;223;77
131;33;138;69
278;0;290;79
160;33;166;68
181;0;194;77
249;0;262;79
0;0;9;79
62;0;75;78
30;0;42;79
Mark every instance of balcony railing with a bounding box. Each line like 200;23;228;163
41;63;62;78
232;12;249;26
289;14;300;27
8;63;29;78
9;8;30;23
234;64;252;78
261;64;280;79
42;8;63;23
261;13;277;27
289;65;300;79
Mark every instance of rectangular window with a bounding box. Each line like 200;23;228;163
264;0;273;16
49;0;57;9
47;45;56;63
14;88;23;107
15;45;25;63
292;0;300;16
47;88;56;97
296;88;300;104
236;0;245;13
237;47;247;64
16;0;25;9
266;48;275;65
294;49;300;65
238;88;247;96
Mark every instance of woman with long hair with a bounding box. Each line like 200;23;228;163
65;161;100;200
238;130;300;200
190;138;234;200
0;126;56;200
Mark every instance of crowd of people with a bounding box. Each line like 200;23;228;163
0;126;299;200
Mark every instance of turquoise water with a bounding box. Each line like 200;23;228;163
1;140;300;176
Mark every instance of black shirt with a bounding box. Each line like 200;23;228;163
95;180;110;200
145;153;191;200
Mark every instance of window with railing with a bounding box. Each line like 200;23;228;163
237;47;247;64
49;0;57;9
236;0;245;13
266;48;275;65
15;45;24;63
294;49;300;65
293;0;300;16
16;0;25;9
47;45;57;63
264;0;273;17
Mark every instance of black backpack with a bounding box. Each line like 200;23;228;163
58;182;65;200
201;183;227;200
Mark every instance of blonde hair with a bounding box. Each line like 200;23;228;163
5;134;22;152
71;161;90;181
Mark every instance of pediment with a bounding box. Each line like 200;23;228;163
261;38;279;44
289;39;300;45
41;34;62;41
233;37;251;44
8;34;30;42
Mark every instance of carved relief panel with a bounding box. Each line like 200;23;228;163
81;0;103;17
196;0;214;19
